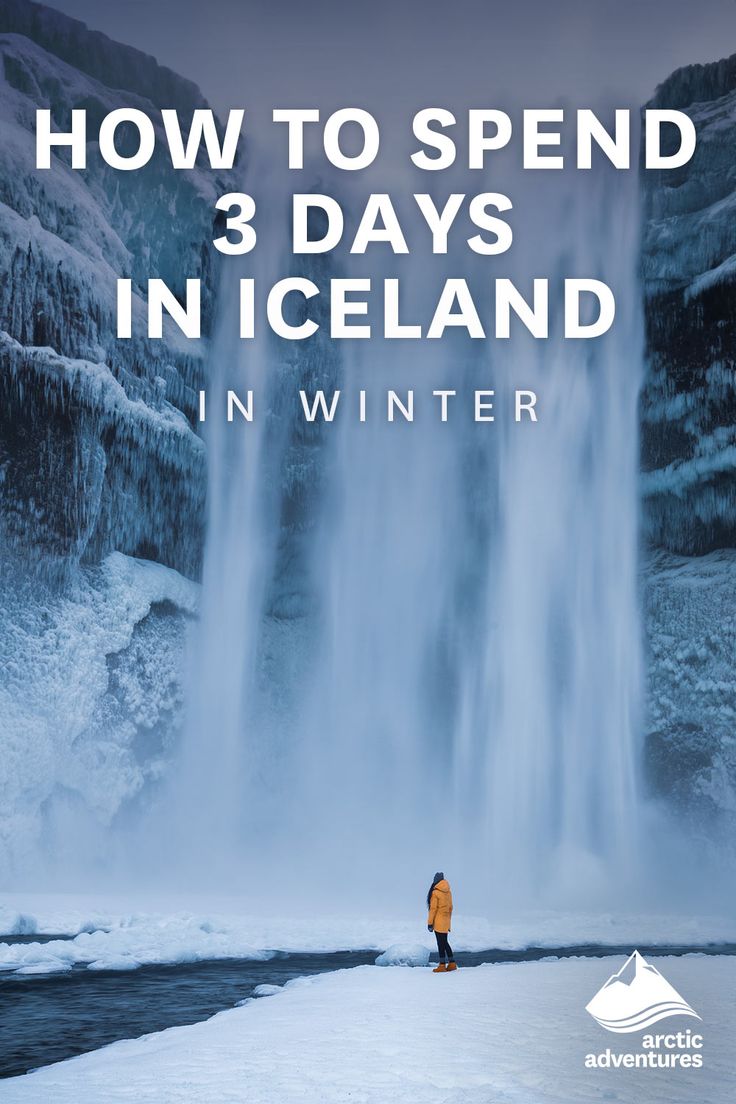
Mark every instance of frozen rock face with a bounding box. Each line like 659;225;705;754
641;57;736;838
0;1;216;878
642;56;736;555
0;0;229;579
645;551;736;837
0;333;206;580
0;552;198;881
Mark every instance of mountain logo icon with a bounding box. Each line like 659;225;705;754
585;951;701;1033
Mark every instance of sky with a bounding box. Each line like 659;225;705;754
45;0;736;115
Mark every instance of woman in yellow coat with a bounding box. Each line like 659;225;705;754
427;871;457;972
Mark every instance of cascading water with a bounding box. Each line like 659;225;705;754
169;161;298;870
174;144;644;911
475;168;644;904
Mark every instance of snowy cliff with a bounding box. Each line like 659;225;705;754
0;0;230;579
642;55;736;835
0;0;226;875
645;550;736;836
642;56;736;555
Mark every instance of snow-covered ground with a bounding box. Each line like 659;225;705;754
1;892;735;975
1;955;732;1103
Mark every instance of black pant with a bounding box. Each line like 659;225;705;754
435;931;454;962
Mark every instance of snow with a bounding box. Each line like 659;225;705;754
686;251;736;300
2;913;36;936
640;64;736;557
1;330;207;580
13;961;70;976
0;893;735;976
0;333;204;456
0;553;198;881
642;80;736;296
641;438;736;498
1;955;732;1103
0;28;224;318
645;549;736;824
375;943;431;966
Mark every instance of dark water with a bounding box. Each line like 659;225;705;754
1;940;734;1080
2;934;74;946
0;949;377;1080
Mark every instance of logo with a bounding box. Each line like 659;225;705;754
585;950;700;1033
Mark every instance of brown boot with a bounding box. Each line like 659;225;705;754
433;963;447;973
446;962;458;971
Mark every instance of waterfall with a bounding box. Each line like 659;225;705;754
171;160;294;869
175;149;644;911
476;167;644;904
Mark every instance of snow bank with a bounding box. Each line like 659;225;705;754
1;893;735;975
1;956;732;1103
0;919;275;975
375;943;431;967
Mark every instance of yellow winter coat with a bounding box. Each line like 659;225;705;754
427;879;453;933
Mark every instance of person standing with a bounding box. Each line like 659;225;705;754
427;871;457;972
